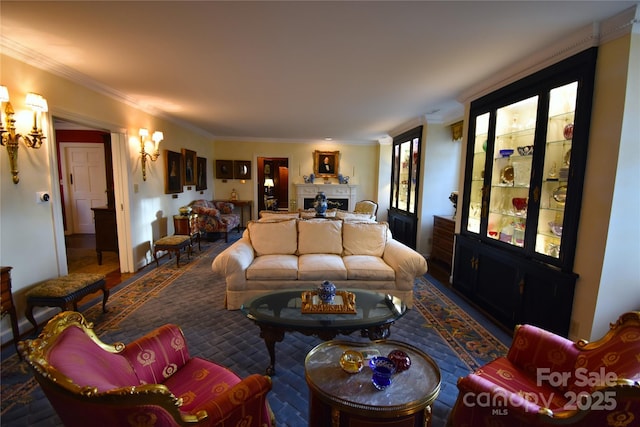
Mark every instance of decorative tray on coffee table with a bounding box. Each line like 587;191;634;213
301;290;357;314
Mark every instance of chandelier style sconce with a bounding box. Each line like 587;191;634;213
0;86;48;184
139;127;163;181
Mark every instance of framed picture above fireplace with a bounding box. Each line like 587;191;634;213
314;150;339;178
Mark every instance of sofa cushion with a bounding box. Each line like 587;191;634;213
343;255;395;280
247;220;298;256
336;211;376;222
298;254;347;280
342;222;388;257
297;219;343;255
258;212;300;222
246;255;299;280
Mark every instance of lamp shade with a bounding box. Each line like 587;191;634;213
0;86;9;102
264;178;274;187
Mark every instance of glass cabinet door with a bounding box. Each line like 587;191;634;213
390;126;421;215
487;95;538;247
536;81;578;259
465;112;489;234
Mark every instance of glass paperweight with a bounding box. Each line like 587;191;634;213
369;356;396;390
388;349;411;372
339;350;364;374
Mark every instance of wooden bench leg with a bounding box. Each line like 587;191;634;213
101;286;110;313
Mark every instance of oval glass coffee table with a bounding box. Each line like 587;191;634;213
241;289;406;375
305;340;441;426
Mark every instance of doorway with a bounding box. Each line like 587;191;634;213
55;122;120;275
257;157;289;211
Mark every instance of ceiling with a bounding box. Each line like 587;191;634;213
1;1;636;143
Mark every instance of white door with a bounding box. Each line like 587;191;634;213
61;143;107;234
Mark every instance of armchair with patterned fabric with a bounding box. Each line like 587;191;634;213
18;311;274;427
189;200;240;242
447;311;640;426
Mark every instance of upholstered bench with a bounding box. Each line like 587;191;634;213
153;235;192;267
25;273;108;332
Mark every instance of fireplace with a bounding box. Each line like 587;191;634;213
295;184;358;212
302;198;349;210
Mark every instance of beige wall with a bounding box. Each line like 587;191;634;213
211;139;380;217
0;54;214;341
576;32;640;339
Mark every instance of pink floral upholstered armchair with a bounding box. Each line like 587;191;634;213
189;200;240;242
447;311;640;427
18;311;274;427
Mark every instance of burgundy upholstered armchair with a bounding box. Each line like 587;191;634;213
447;311;640;426
18;311;274;427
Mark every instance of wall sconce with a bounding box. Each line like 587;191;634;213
0;86;48;184
139;127;163;181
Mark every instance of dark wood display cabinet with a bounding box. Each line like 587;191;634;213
91;206;118;265
453;48;598;337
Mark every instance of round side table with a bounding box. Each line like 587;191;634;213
305;340;441;427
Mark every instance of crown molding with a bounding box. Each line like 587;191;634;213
600;3;639;43
458;4;638;106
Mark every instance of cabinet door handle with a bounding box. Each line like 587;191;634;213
519;279;525;295
70;174;73;185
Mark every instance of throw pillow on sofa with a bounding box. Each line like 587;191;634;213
342;221;388;257
247;219;298;256
297;219;343;255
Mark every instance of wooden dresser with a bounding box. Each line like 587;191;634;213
1;266;20;351
91;206;118;265
430;215;455;281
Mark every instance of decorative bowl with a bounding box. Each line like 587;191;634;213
552;186;567;204
178;206;192;216
512;197;528;212
388;350;411;372
549;221;563;236
517;145;534;156
499;149;514;158
564;123;574;140
339;350;364;374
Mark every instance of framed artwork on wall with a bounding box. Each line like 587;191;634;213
216;159;233;179
165;150;184;194
314;150;339;178
196;157;207;190
182;148;197;186
234;160;251;179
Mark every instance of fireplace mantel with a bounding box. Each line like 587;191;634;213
295;184;358;211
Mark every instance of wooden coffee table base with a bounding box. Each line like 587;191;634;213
257;323;393;375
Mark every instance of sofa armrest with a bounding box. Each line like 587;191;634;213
200;374;272;425
383;239;428;290
212;237;255;278
122;324;191;385
507;324;580;384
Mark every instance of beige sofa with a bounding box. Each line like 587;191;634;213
212;218;427;309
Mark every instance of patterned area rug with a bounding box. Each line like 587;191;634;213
1;240;509;426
